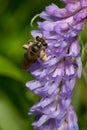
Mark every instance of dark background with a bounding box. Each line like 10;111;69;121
0;0;87;130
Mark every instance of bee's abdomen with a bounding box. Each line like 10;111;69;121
30;51;35;56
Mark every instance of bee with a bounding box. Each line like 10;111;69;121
22;36;47;70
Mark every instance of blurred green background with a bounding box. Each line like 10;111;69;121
0;0;87;130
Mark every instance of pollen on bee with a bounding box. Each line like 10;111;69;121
40;50;47;61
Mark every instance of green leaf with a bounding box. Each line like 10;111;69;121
81;43;87;67
0;55;31;83
83;62;87;83
0;91;32;130
80;23;87;43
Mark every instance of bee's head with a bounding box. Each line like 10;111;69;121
36;36;47;48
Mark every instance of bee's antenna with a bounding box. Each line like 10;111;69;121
30;14;40;27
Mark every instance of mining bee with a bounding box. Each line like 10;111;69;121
22;36;47;70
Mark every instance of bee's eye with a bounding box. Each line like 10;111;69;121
36;36;40;41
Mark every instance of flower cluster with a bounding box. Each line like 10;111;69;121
26;0;87;130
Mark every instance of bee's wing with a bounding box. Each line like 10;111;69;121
23;40;36;50
27;40;36;46
22;53;31;69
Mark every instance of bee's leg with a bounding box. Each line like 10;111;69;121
28;41;35;46
40;50;47;61
22;41;35;50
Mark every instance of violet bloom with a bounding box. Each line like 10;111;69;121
26;0;87;130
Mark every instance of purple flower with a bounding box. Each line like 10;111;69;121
26;0;87;129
